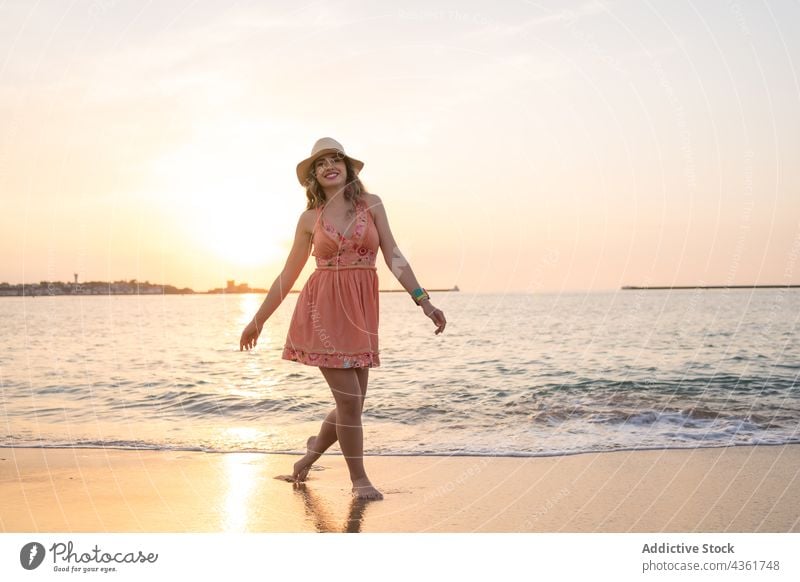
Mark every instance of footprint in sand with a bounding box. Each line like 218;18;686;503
274;466;325;482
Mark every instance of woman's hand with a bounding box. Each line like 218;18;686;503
421;301;446;335
240;319;262;351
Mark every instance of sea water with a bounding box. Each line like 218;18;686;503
1;289;798;457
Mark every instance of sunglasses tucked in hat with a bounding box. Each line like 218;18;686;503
296;137;364;186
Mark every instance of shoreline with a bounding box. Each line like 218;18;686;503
2;443;798;532
1;440;798;458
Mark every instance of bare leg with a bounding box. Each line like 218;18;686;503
292;409;336;482
319;367;382;500
292;367;370;482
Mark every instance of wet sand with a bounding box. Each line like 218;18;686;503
1;444;798;532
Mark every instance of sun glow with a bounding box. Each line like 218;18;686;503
148;121;299;269
186;176;286;267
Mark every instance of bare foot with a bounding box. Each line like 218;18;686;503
292;436;319;482
351;477;383;500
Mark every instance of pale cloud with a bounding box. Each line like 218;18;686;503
466;0;616;39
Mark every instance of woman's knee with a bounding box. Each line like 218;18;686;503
335;394;363;418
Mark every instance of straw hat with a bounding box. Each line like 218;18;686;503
295;137;364;186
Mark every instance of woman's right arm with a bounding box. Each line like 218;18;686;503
251;210;314;331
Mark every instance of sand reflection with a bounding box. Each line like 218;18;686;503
222;453;260;531
291;481;374;533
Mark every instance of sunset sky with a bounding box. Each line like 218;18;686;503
1;0;798;294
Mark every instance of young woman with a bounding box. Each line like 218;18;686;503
239;137;447;500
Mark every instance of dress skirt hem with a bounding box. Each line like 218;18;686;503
281;345;380;369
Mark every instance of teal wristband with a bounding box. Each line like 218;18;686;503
411;287;429;305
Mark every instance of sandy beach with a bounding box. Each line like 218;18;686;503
1;444;797;533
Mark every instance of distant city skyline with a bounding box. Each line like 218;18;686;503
2;273;795;296
2;0;799;293
0;276;461;295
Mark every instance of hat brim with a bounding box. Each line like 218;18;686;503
296;149;364;186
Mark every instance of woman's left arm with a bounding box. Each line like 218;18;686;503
367;193;447;335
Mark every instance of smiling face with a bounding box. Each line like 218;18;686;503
313;151;347;190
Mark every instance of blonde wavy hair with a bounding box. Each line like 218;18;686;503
303;156;369;210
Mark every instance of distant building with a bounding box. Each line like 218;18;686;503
205;280;266;294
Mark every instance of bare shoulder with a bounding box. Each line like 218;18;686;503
364;192;383;206
298;207;318;236
363;193;396;250
363;193;385;218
